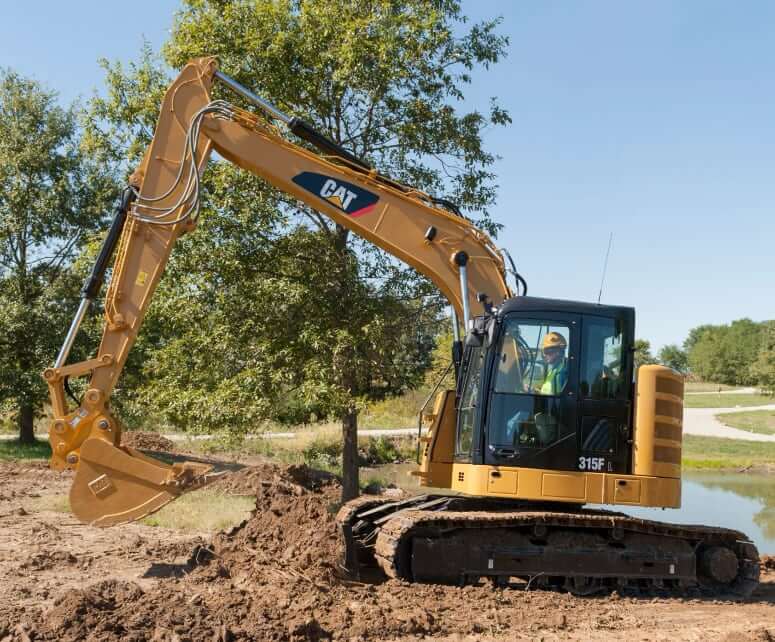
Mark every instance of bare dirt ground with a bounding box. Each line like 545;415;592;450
1;458;774;642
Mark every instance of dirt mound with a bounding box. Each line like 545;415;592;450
13;579;226;642
203;466;343;585
44;580;145;640
16;463;347;640
121;431;175;452
15;463;549;640
211;462;339;496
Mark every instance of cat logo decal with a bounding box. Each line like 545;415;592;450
292;172;379;217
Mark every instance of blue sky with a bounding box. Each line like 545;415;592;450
2;1;773;350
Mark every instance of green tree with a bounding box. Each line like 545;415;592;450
84;1;509;501
685;325;724;382
722;319;764;386
683;324;715;353
0;69;112;443
751;321;775;394
634;339;656;370
658;343;688;374
686;319;764;386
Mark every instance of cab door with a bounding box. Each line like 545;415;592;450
484;313;581;472
576;314;634;474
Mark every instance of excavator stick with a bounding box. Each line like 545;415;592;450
44;58;225;527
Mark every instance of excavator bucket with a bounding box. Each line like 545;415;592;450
69;438;219;527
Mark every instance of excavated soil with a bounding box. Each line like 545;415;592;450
1;459;774;642
210;462;339;496
120;431;176;452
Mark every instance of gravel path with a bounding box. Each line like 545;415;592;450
683;404;775;442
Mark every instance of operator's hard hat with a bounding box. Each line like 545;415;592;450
542;332;567;351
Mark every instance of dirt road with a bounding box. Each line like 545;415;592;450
1;459;774;641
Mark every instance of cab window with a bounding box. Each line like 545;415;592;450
456;346;484;458
494;320;571;397
580;317;626;399
489;318;574;450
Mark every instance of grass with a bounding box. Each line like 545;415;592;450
360;391;424;429
186;423;341;472
360;475;390;492
0;439;51;461
684;382;744;393
186;424;416;475
716;410;775;436
682;434;775;469
29;488;254;533
683;393;774;408
141;488;255;532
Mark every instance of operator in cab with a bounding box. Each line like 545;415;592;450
504;330;569;448
535;332;568;395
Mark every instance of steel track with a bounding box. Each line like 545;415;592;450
337;494;760;597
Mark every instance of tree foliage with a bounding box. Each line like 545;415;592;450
658;343;688;374
633;339;656;370
0;69;113;442
751;321;775;394
124;226;436;432
685;319;766;386
165;0;510;225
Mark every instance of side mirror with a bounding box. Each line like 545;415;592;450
465;331;484;348
486;318;498;348
464;316;498;349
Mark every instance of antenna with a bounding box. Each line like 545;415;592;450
597;232;613;304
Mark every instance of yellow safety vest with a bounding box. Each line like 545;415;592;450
540;360;567;395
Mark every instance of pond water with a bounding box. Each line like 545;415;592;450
366;465;775;554
627;471;775;555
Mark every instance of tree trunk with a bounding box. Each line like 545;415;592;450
18;402;35;444
341;407;360;502
334;222;359;502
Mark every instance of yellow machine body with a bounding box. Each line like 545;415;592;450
417;365;684;509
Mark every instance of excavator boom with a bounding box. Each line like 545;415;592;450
45;58;512;526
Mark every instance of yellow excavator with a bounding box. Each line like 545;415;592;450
45;58;759;596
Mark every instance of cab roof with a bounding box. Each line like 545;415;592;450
497;295;635;320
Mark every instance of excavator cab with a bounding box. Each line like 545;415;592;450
460;296;635;476
417;295;684;509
